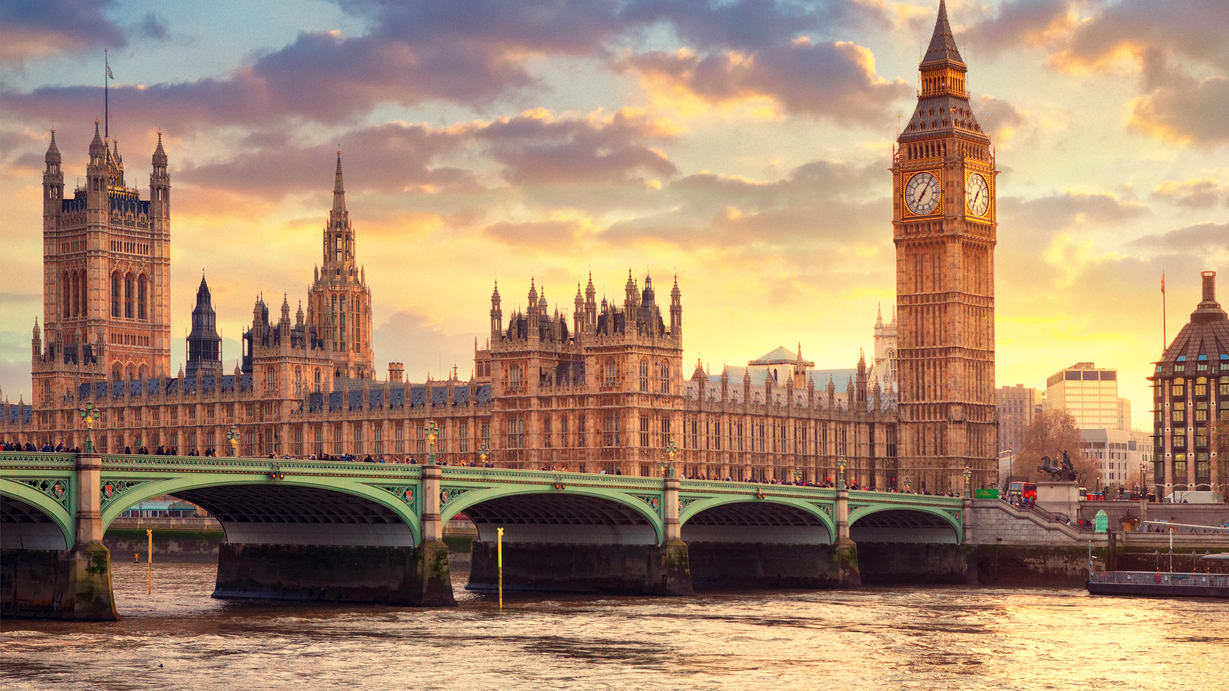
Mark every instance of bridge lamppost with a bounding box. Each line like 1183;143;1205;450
79;400;99;453
963;467;972;498
837;456;847;491
658;439;678;478
1140;462;1147;499
425;420;440;465
479;440;491;467
226;426;240;458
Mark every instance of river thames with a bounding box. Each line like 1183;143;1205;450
2;560;1228;689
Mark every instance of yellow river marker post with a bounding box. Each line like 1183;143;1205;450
146;529;152;595
497;526;504;611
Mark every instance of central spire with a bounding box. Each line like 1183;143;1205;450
333;146;346;213
922;0;963;67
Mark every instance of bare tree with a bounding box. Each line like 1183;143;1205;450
1012;409;1101;486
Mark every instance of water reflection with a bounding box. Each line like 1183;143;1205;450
1;560;1227;689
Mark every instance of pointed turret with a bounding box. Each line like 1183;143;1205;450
875;302;883;328
187;273;222;379
332;146;346;213
45;129;61;165
89;121;105;158
669;274;682;337
921;0;963;68
44;129;64;217
152;130;167;167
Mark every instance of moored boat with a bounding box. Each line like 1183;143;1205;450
1088;565;1229;598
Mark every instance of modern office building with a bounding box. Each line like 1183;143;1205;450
1045;362;1129;430
996;384;1042;453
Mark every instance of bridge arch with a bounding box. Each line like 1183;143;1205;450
848;505;961;544
0;479;73;550
441;486;664;545
100;476;421;547
679;496;834;545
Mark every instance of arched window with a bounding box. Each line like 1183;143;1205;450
78;270;86;319
639;359;649;392
62;271;70;317
112;364;121;380
314;369;321;391
111;272;121;317
137;275;147;320
124;272;134;318
604;359;617;386
659;361;669;394
126;364;136;380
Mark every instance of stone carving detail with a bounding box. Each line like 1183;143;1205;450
382;485;417;512
439;487;469;505
22;477;71;510
100;479;149;511
634;494;661;516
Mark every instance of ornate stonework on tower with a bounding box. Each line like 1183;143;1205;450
306;151;374;381
32;124;172;406
893;0;998;492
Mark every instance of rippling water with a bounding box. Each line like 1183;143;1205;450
3;559;1229;689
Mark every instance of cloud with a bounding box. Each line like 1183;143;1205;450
998;192;1148;234
622;39;909;124
1152;179;1229;208
371;309;479;381
973;95;1026;145
1128;74;1229;147
960;0;1079;56
1132;222;1229;254
482;219;587;246
0;0;127;66
621;0;890;50
1056;0;1229;74
599;158;884;249
178;108;678;200
137;12;169;41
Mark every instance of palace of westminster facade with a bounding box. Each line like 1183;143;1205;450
0;3;1001;492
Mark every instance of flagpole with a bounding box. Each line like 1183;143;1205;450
1162;271;1167;353
104;49;109;138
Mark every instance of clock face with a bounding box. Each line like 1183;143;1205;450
965;172;990;217
905;172;941;215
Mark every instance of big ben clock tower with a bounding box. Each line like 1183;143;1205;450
893;0;998;493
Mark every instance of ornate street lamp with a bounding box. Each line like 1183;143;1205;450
479;440;491;467
660;439;678;478
425;420;440;465
963;467;972;498
1140;462;1147;498
79;400;99;453
226;426;240;458
837;456;847;490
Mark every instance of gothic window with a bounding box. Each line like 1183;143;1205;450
78;270;86;318
603;359;616;386
111;272;121;317
62;271;70;317
124;273;134;318
660;416;670;447
639;359;649;392
137;274;147;320
575;416;585;447
544;416;552;448
659;361;669;394
314;369;321;391
112;364;121;380
639;415;649;447
126;364;136;380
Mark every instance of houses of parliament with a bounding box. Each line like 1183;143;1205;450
0;2;998;492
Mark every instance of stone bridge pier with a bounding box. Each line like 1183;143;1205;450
1;455;118;621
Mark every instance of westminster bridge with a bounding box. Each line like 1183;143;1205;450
0;451;971;620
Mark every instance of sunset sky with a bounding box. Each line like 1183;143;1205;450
1;0;1226;430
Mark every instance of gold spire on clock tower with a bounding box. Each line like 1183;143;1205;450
892;0;998;493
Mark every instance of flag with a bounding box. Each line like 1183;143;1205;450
1161;271;1166;293
106;64;114;80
